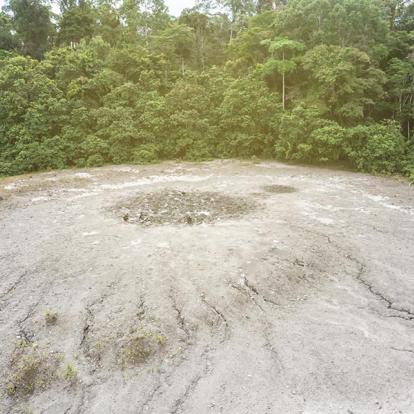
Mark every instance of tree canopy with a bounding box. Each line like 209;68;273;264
0;0;413;180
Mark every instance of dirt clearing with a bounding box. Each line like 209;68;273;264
0;160;413;414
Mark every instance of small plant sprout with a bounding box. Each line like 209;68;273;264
62;363;77;383
44;310;58;326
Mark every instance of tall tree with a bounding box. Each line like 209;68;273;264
261;37;304;110
387;57;414;139
152;23;194;74
120;0;169;41
302;45;386;123
6;0;53;59
217;0;255;42
256;0;286;13
179;10;209;70
95;1;122;45
57;0;97;46
0;11;19;52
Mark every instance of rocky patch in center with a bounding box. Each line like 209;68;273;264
114;190;256;226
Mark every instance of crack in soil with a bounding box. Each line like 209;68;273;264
347;255;414;321
230;273;284;371
0;269;31;301
171;374;203;414
79;281;120;369
390;347;414;354
138;382;162;414
390;346;414;354
170;294;191;343
80;307;94;349
76;382;94;414
293;224;414;322
0;264;45;313
231;273;280;310
201;295;230;342
136;297;146;321
170;346;213;414
15;295;44;344
138;343;215;414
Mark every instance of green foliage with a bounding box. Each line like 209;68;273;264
6;0;53;59
0;11;19;51
62;363;77;383
57;0;97;46
5;342;61;398
302;45;386;123
403;150;414;183
218;76;280;157
132;144;159;164
163;77;216;159
0;0;413;180
345;122;407;174
118;328;166;367
44;310;58;326
276;105;326;160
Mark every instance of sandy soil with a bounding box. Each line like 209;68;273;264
0;160;413;414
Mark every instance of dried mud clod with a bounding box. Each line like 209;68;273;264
114;190;256;226
262;185;296;194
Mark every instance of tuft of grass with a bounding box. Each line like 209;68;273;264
44;310;58;326
118;329;165;367
62;363;77;383
5;342;61;398
84;340;104;366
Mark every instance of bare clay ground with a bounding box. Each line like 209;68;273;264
0;160;413;414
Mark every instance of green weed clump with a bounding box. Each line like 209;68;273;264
118;329;165;367
62;363;77;383
44;310;58;326
5;342;61;398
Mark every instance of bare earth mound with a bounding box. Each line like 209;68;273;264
0;160;413;414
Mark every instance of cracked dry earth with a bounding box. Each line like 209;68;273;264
0;160;414;414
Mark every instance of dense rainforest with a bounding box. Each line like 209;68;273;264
0;0;414;179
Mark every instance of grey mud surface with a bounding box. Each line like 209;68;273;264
0;160;413;414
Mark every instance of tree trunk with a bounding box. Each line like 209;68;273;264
408;94;413;140
282;50;285;111
389;1;397;30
